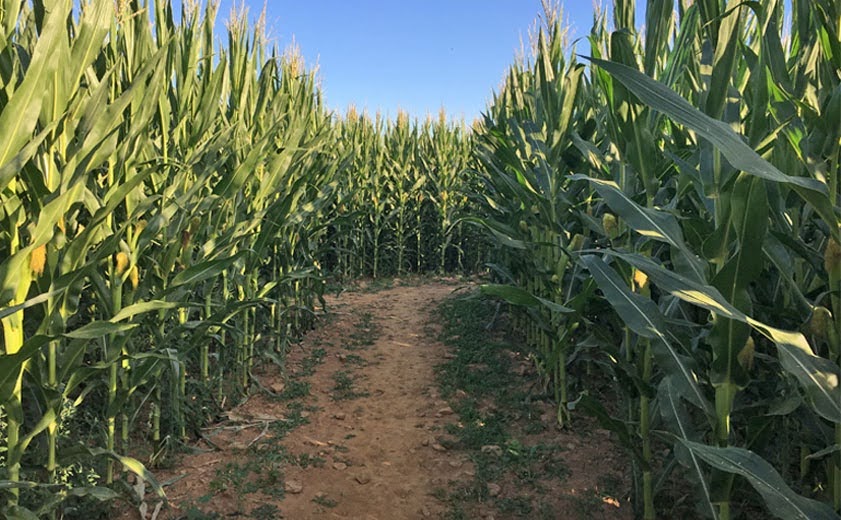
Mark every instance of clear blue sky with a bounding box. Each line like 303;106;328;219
189;1;645;121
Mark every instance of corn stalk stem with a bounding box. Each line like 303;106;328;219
106;274;123;484
640;337;654;520
2;317;24;505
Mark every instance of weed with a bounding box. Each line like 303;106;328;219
496;495;533;516
312;494;338;508
299;347;327;376
361;278;394;293
571;490;603;517
343;353;367;366
342;312;377;350
182;504;222;519
434;292;576;519
331;370;369;400
268;402;309;438
276;380;310;400
296;452;326;468
250;504;281;519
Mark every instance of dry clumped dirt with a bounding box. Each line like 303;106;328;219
123;279;631;519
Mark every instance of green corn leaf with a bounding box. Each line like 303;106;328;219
0;482;39;490
584;57;825;192
682;441;838;520
658;378;718;520
706;0;743;119
573;394;647;468
581;254;711;415
68;0;114;88
0;336;50;404
586;56;839;242
614;252;841;423
805;444;841;461
573;175;707;281
110;301;180;323
0;1;68;171
169;251;247;289
480;284;573;314
709;175;768;389
64;322;138;340
0;121;59;192
1;505;40;520
86;449;165;500
0;288;63;321
461;217;527;250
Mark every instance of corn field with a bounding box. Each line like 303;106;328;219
474;0;840;518
0;0;839;518
322;107;484;278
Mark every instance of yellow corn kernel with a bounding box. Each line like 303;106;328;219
737;336;755;371
30;244;47;277
129;265;140;290
115;252;130;276
633;269;649;292
809;306;829;336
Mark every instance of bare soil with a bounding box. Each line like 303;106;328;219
122;279;631;519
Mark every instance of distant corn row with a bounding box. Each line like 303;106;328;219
323;108;484;278
473;1;840;518
0;0;336;512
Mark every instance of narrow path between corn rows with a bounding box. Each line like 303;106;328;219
150;280;470;519
129;278;630;519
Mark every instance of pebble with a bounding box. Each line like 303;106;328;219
431;443;447;452
487;483;501;497
333;462;348;470
437;406;454;416
284;480;303;494
354;474;371;485
480;445;503;457
334;413;347;420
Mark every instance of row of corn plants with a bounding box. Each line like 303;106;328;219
0;1;490;515
321;107;486;278
0;0;348;516
472;1;839;518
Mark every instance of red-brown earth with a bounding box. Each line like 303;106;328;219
119;278;631;519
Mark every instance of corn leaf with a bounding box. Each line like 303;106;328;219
682;441;839;520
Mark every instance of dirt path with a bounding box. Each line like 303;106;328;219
146;280;470;519
274;281;468;518
125;279;630;519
